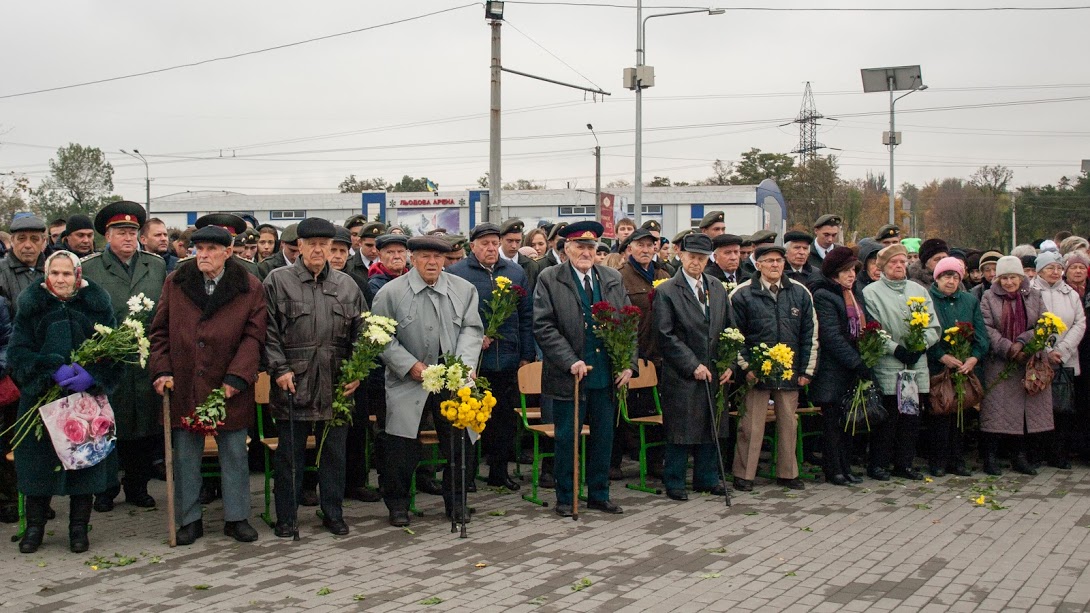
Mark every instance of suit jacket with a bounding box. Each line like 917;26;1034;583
533;263;636;401
653;269;730;444
371;269;483;439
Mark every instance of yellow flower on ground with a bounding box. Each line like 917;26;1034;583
974;495;986;505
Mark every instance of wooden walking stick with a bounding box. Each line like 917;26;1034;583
162;385;176;547
572;370;581;521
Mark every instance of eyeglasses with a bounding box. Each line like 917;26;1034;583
758;258;784;265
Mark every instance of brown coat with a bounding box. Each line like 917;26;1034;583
148;258;268;431
978;283;1054;435
619;260;670;362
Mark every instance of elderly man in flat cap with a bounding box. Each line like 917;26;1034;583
149;225;267;545
195;213;260;278
808;214;842;269
729;243;818;492
0;214;48;316
371;235;483;527
264;217;365;537
654;234;732;500
705;234;743;287
534;221;635;516
82;201;168;511
257;223;300;280
448;223;534;490
783;230;817;285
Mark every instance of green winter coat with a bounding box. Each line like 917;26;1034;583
10;281;122;496
80;248;166;440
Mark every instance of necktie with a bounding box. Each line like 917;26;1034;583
584;274;593;299
769;284;779;298
206;279;216;295
697;285;706;306
727;274;734;284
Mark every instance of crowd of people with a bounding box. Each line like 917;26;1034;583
0;202;1086;555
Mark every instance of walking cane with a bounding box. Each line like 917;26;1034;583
459;429;468;538
287;390;300;541
572;366;591;521
704;380;732;508
162;385;176;547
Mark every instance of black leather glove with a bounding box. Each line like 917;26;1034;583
893;346;922;366
855;364;874;380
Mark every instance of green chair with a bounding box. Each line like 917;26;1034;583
409;430;446;516
619;359;665;495
517;362;588;507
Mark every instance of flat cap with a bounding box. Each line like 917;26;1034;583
814;214;842;229
620;228;655;253
280;224;299;245
469;223;501;242
875;224;901;241
640;219;661;233
596;242;610;254
712;233;743;248
672;229;694;244
698;210;725;229
754;244;786;260
783;230;813;245
979;250;1003;267
407;236;453;253
749;229;777;245
559;220;603;244
195;213;247;236
332;227;353;246
680;233;714;255
10;214;46;233
94;201;146;235
500;218;525;236
376;234;409;250
296;217;336;240
190;226;233;248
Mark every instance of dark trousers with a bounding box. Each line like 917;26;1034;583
663;443;718;491
869;395;920;473
103;435;158;498
822;404;855;477
611;388;664;469
379;397;468;515
929;413;965;471
273;420;346;524
1052;411;1075;464
481;369;519;469
553;387;614;506
345;384;384;491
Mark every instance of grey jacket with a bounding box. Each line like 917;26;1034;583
0;251;44;318
533;263;636;401
263;258;364;421
371;268;483;439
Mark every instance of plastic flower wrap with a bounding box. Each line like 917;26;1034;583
844;321;892;434
941;321;976;430
427;354;494;434
482;275;526;341
318;312;397;464
590;301;641;401
902;296;931;352
5;293;155;450
994;311;1067;386
181;387;227;436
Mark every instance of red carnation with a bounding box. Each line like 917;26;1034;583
513;285;527;298
621;305;642;318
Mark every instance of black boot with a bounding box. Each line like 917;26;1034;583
486;461;520;491
982;433;1002;476
94;484;120;513
19;495;50;554
69;495;92;553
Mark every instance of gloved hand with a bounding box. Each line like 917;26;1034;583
855;364;874;381
53;363;93;393
893;346;923;367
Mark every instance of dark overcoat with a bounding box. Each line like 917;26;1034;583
80;248;166;440
148;258;268;431
533;263;636;402
10;281;121;496
979;282;1053;435
619;259;670;362
809;277;868;406
653;269;730;444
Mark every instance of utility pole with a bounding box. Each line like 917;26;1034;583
1011;192;1018;251
121;149;150;215
588;124;601;224
488;17;502;223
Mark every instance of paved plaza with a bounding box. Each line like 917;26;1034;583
1;463;1089;612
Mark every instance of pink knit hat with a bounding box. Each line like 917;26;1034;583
932;256;965;280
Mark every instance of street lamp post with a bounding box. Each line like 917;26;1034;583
120;149;151;215
860;65;926;225
628;5;723;227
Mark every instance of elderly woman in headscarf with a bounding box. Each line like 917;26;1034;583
1030;251;1086;469
979;256;1050;476
8;251;119;554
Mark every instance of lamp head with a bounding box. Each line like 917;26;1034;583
708;8;725;15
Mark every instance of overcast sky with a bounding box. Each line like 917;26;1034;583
1;0;1087;203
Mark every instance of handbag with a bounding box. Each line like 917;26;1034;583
896;370;920;416
1051;365;1075;415
930;369;985;416
1023;353;1054;396
0;375;19;407
838;377;886;434
38;392;116;470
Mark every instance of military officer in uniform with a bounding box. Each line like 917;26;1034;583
808;214;842;270
653;234;732;500
236;229;260;263
698;211;726;238
876;224;902;247
533;221;635;517
346;221;385;278
371;236;484;527
81;201;167;511
498;219;532;267
738;229;777;282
